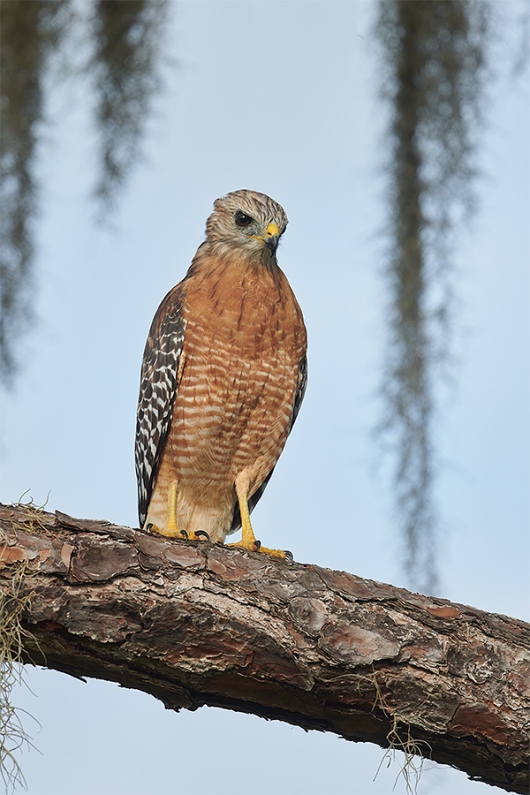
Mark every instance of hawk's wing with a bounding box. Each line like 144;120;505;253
135;284;186;527
229;353;308;532
289;353;308;433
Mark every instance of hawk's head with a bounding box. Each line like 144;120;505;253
205;189;288;261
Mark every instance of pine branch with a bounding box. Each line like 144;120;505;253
0;504;528;793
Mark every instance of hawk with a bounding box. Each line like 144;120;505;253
135;190;307;558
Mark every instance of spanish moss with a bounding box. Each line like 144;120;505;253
91;0;169;213
0;0;169;386
375;0;490;593
0;0;71;386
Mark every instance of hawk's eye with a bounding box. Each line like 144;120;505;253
235;211;253;227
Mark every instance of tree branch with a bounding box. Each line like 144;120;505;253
0;504;528;793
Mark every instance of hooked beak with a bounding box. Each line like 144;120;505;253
264;222;280;256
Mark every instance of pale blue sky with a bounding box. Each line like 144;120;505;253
1;2;528;794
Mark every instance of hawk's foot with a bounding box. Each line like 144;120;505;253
228;538;292;560
146;523;210;542
179;528;210;542
146;522;181;538
145;483;209;541
231;474;293;560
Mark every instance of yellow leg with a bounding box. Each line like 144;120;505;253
147;482;209;542
166;482;179;534
151;482;181;537
228;476;291;560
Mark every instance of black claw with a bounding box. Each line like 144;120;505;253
146;523;154;532
195;530;210;541
284;550;294;561
179;529;189;539
254;539;261;552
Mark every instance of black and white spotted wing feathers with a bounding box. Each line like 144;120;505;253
135;285;186;527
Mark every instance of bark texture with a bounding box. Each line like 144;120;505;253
0;504;528;793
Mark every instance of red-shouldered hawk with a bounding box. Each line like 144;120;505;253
135;190;307;558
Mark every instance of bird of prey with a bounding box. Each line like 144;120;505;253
135;190;307;558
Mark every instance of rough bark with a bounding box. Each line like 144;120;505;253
0;504;528;793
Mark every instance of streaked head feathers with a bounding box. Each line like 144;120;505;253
205;189;288;258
